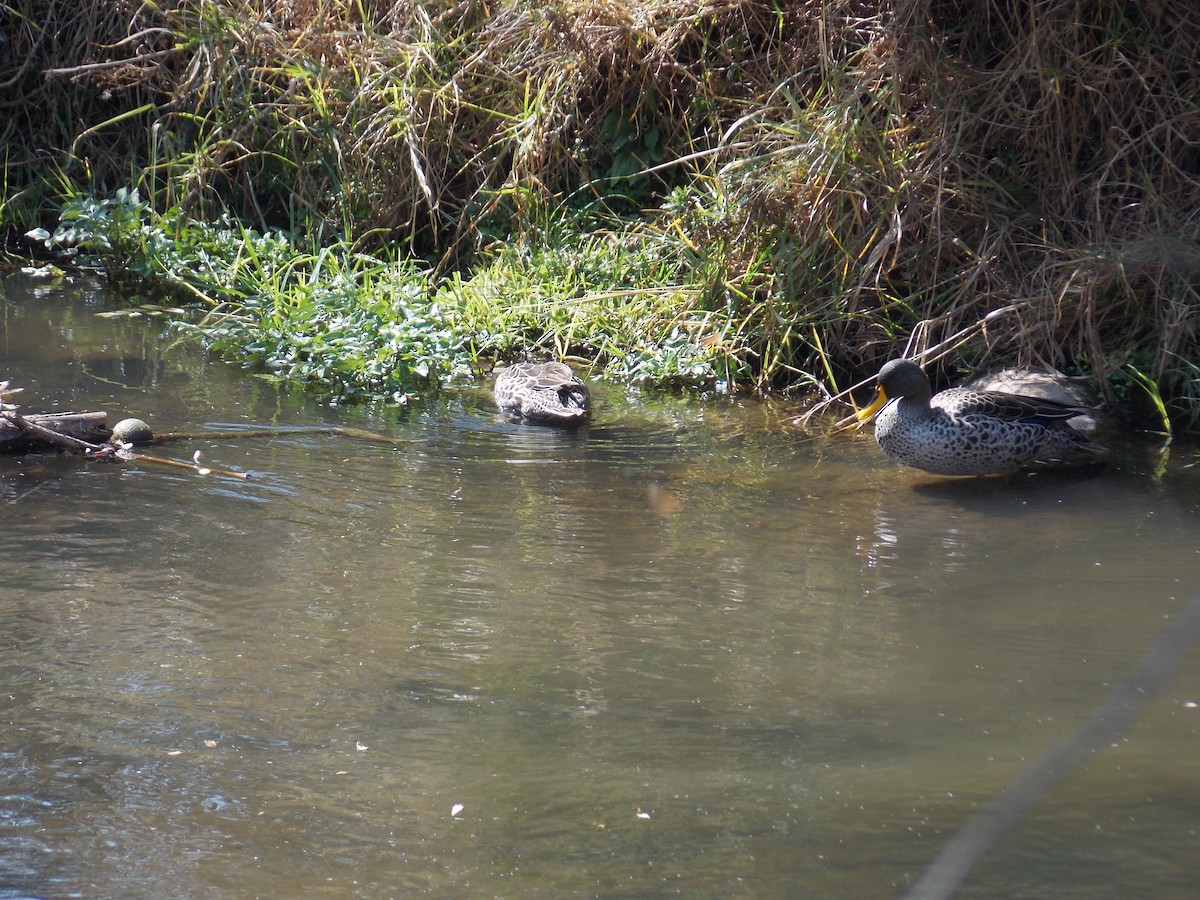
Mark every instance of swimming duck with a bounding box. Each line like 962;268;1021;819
855;359;1106;476
494;361;590;426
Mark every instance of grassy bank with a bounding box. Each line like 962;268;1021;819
4;1;1199;428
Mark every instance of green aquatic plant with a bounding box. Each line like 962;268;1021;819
1123;364;1172;438
26;188;163;283
160;223;476;400
194;266;473;401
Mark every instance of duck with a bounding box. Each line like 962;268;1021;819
854;359;1107;476
494;361;590;426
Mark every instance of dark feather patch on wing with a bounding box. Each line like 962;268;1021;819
950;389;1087;423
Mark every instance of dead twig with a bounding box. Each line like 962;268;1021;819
1;408;107;454
124;450;250;480
44;49;178;78
797;306;1024;429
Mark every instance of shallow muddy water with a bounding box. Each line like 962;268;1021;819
2;272;1198;898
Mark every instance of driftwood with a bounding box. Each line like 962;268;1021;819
0;411;111;452
1;380;408;489
1;405;249;480
1;415;407;455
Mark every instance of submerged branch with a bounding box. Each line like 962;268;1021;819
1;408;108;454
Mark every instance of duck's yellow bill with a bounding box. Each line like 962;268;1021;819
855;387;890;423
833;386;890;432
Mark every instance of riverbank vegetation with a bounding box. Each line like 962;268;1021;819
4;1;1199;428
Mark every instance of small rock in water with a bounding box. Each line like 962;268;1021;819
110;418;154;445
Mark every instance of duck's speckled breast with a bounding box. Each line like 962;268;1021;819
875;397;1080;476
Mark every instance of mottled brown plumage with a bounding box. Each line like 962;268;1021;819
494;361;590;426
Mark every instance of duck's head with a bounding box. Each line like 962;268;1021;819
855;359;933;423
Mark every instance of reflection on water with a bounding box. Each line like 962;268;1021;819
2;272;1199;898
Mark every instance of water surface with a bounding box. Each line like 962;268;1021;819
2;273;1198;898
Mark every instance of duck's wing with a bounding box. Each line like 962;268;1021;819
495;364;530;390
938;387;1088;423
494;362;590;424
527;361;580;390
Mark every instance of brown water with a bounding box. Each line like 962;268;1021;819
2;272;1199;899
